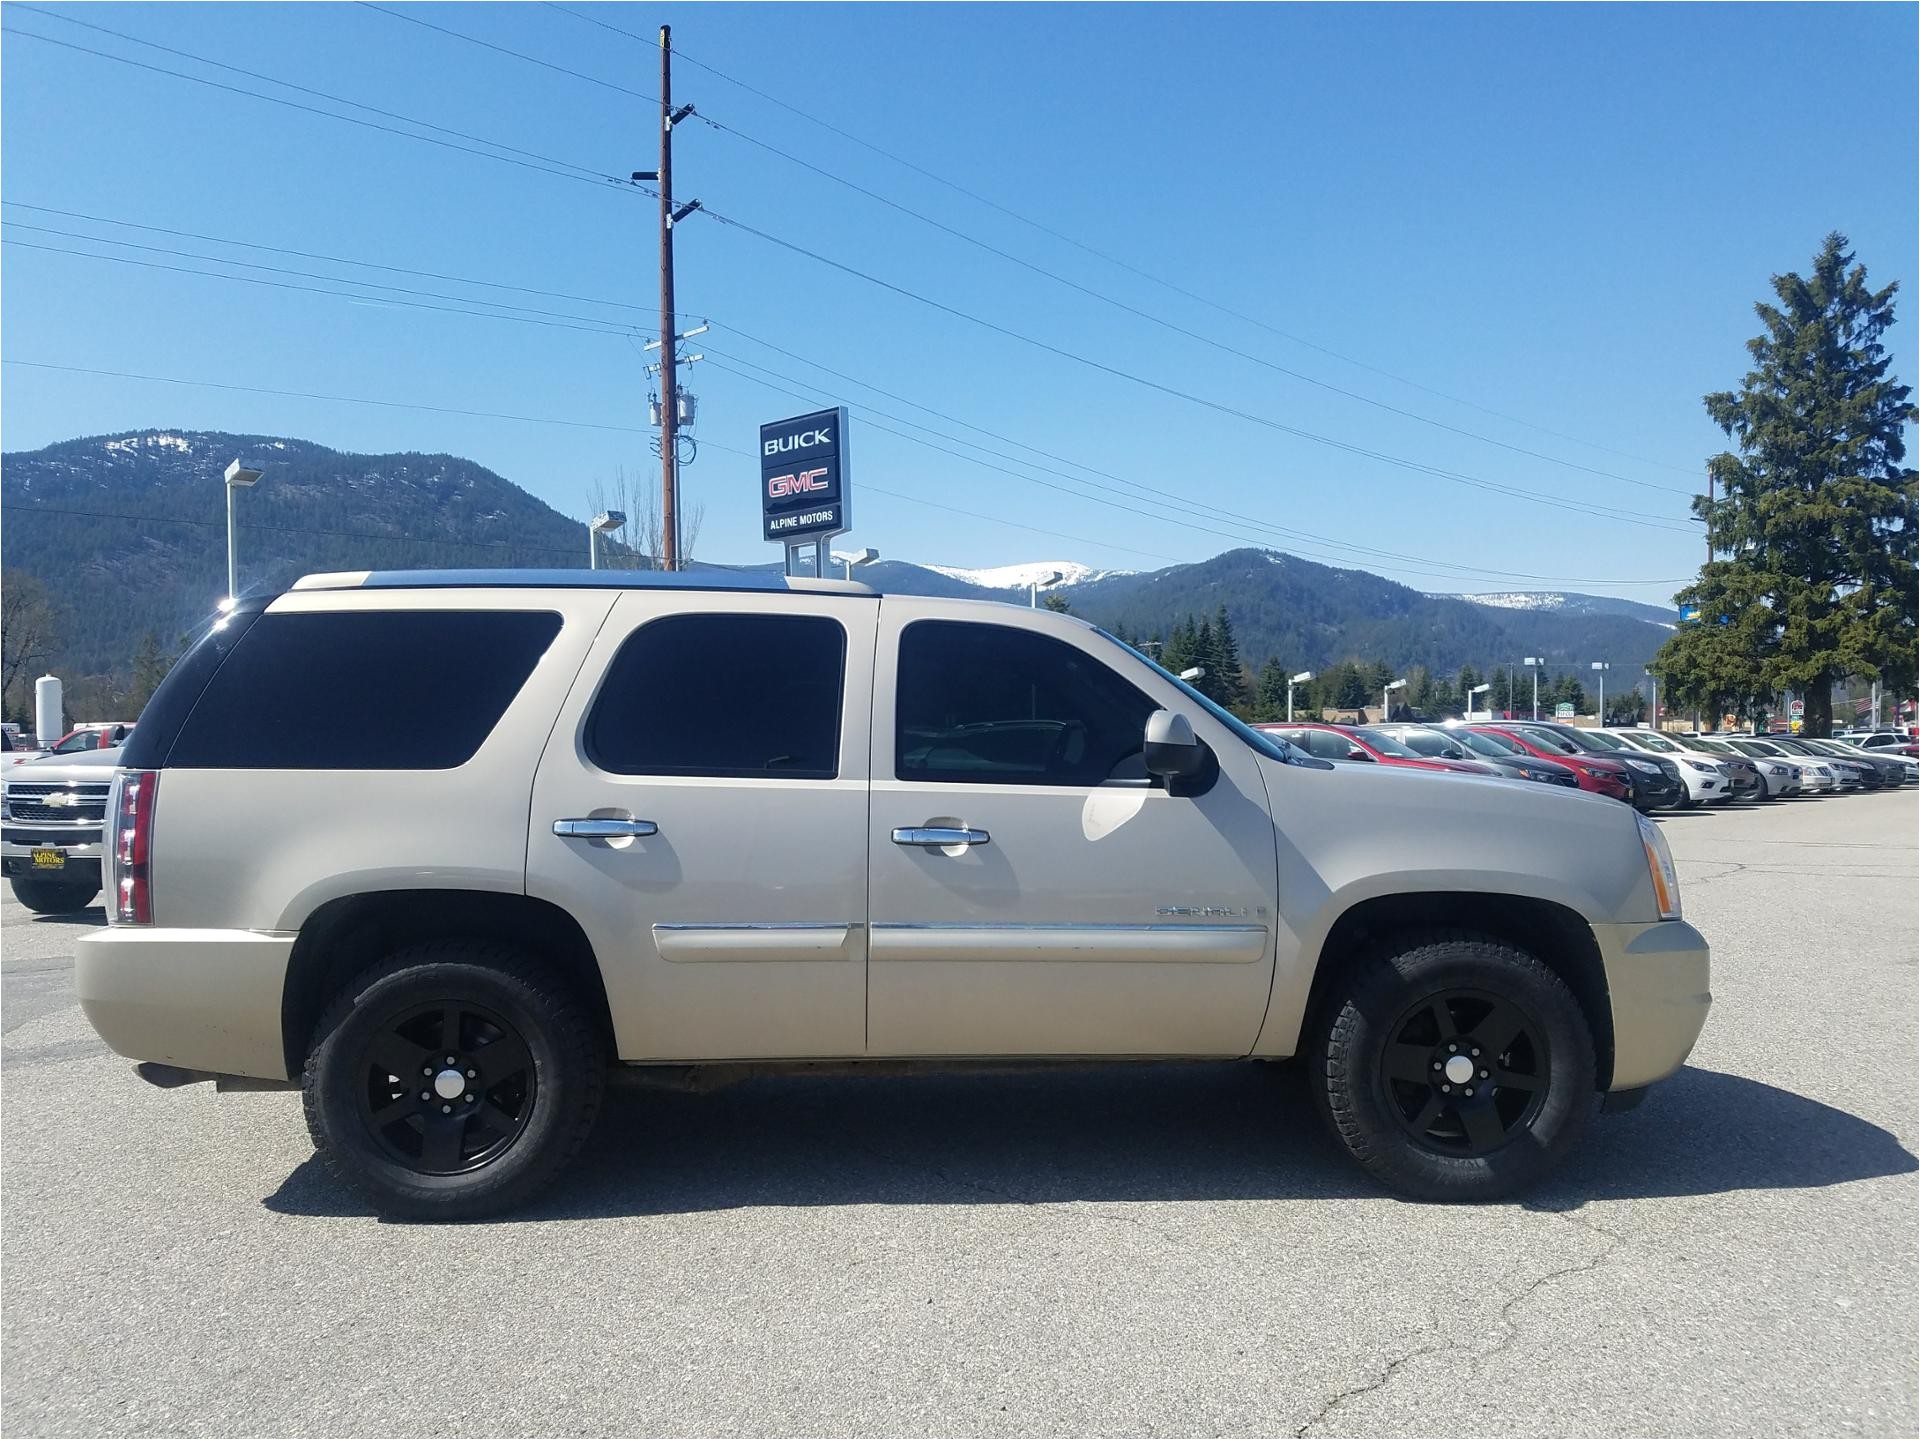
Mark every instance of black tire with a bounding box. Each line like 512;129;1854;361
303;941;604;1221
1312;932;1595;1202
10;874;100;914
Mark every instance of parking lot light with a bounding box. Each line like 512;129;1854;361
1288;670;1314;723
589;511;626;570
1525;657;1542;721
1384;676;1408;721
1029;571;1065;608
832;547;879;581
223;459;263;602
1592;660;1611;719
1467;682;1492;720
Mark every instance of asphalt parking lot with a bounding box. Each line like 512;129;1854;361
2;791;1915;1437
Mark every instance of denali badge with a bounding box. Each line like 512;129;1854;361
1156;905;1250;918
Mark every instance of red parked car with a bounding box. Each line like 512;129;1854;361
1466;724;1632;802
1256;723;1502;776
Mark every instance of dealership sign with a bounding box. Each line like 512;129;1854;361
761;407;850;545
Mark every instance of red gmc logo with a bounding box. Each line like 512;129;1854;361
767;467;830;499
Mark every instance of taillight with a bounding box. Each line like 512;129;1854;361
108;770;158;925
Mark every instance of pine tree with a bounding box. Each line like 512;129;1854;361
1212;604;1247;707
1662;233;1917;737
1255;657;1288;721
126;632;173;714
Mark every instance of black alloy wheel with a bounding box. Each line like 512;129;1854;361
1378;989;1548;1157
304;942;604;1221
1312;932;1595;1202
357;999;537;1175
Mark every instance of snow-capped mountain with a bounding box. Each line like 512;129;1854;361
921;560;1129;590
1437;591;1678;626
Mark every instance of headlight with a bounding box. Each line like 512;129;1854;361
1768;764;1788;775
1625;758;1661;774
1636;812;1682;920
1683;758;1714;772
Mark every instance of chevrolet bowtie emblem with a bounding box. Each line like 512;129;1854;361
44;792;76;808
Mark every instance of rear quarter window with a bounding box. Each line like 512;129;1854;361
163;609;561;770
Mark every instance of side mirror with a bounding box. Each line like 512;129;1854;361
1346;746;1374;762
1144;709;1206;780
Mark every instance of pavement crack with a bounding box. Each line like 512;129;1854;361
1293;1318;1447;1438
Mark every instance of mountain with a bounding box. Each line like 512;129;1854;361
3;429;607;675
1442;591;1679;626
2;429;1672;689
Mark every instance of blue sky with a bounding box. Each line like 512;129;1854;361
3;2;1914;598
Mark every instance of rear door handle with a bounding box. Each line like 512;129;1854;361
553;818;658;839
892;826;991;848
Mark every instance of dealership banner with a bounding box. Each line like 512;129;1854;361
761;407;850;545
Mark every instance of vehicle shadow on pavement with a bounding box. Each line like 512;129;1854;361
261;1061;1916;1222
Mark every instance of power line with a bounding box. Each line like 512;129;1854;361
1;236;654;340
3;360;656;436
700;341;1683;585
694;205;1695;532
542;0;1698;478
699;354;1685;589
2;221;653;333
389;0;1684;495
2;202;665;316
1;15;644;196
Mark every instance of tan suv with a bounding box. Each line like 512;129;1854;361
76;570;1710;1218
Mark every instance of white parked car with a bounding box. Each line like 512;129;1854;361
1597;729;1732;806
1724;738;1838;792
1685;735;1801;798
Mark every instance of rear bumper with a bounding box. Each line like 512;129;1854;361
74;927;295;1081
1594;919;1711;1090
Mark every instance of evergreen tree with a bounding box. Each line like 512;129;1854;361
1457;664;1482;711
1041;591;1072;614
1331;661;1369;709
126;632;173;715
1255;657;1288;721
1212;604;1247;707
1663;233;1917;737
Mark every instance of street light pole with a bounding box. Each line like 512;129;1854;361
1288;671;1314;724
1524;657;1541;721
1468;682;1491;718
1591;661;1610;721
222;459;262;602
831;547;879;581
1029;570;1064;608
1384;677;1408;722
589;511;626;570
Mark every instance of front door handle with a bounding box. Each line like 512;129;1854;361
892;826;991;848
554;818;658;839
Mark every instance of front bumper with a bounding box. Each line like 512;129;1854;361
74;927;296;1081
1;834;102;881
1594;918;1711;1090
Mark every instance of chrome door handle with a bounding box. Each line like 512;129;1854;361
892;826;991;848
553;818;658;839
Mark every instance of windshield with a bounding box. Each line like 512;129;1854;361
1688;737;1734;756
1509;727;1580;756
1734;740;1785;757
1385;727;1457;758
1351;727;1422;758
1093;630;1296;763
1580;730;1634;751
1460;728;1525;758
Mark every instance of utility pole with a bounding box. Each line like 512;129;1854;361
633;27;700;571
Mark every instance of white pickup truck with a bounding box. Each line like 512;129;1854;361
76;570;1711;1219
1;746;118;913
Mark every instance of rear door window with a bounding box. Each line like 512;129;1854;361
586;613;845;779
166;609;561;769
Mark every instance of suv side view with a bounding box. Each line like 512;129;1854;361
77;571;1711;1219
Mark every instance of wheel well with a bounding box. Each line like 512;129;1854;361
1304;892;1615;1089
282;890;613;1076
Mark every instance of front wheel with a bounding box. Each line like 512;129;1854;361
1313;933;1595;1201
303;942;604;1221
10;873;100;914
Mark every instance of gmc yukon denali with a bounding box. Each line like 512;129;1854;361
76;570;1711;1219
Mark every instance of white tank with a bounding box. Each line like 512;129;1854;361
34;674;63;746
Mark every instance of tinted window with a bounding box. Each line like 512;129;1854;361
1353;727;1420;758
897;621;1155;785
168;610;561;769
587;614;843;779
1392;729;1454;757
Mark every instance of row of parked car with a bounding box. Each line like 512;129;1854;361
1253;720;1920;811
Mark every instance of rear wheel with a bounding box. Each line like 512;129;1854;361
10;874;100;914
303;942;604;1221
1313;933;1595;1201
